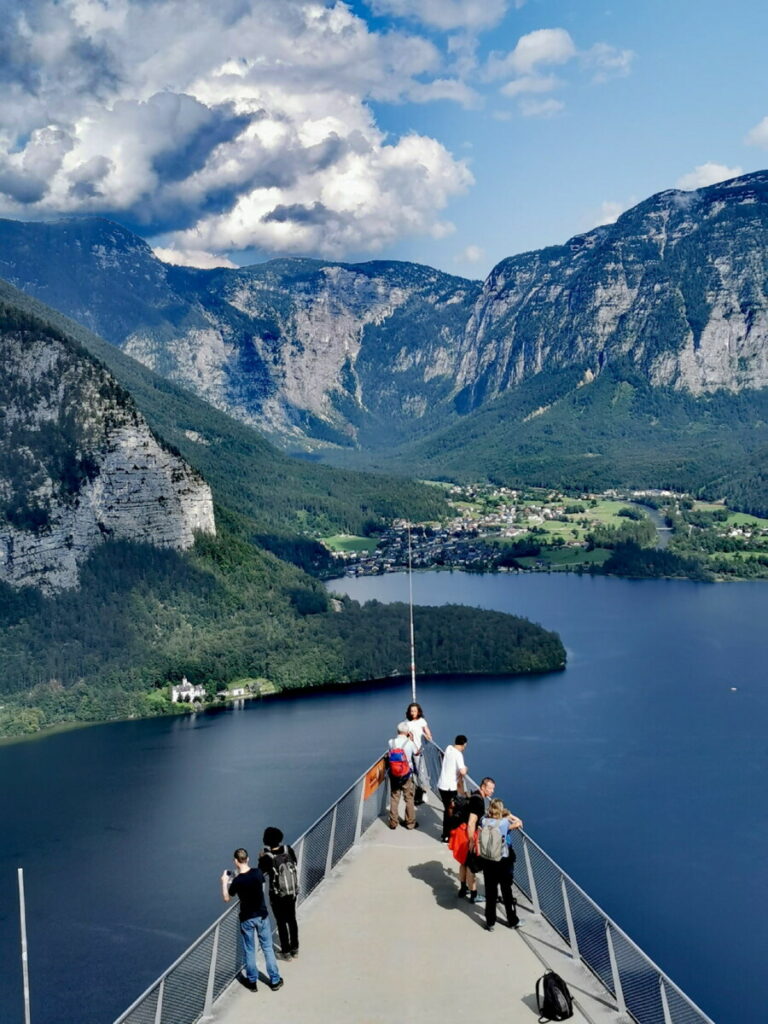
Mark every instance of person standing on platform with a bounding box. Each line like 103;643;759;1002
259;827;300;960
405;701;432;805
478;798;522;930
387;721;418;829
464;777;495;903
221;848;284;992
436;735;468;842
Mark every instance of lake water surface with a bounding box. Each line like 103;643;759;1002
1;572;765;1024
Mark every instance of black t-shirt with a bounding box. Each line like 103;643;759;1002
468;791;486;823
228;867;268;921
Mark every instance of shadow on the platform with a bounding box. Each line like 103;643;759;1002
407;859;486;925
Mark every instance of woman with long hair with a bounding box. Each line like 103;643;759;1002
405;701;432;805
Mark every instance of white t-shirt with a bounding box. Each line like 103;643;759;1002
437;744;466;791
407;717;429;750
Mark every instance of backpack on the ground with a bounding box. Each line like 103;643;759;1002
478;820;504;861
268;846;298;899
388;747;412;779
536;971;573;1022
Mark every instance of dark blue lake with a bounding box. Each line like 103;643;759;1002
1;572;765;1023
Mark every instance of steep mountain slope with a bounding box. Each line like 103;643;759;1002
453;171;768;411
0;218;480;446
0;283;563;738
0;302;214;592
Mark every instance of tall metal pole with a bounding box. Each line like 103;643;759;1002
407;524;416;702
18;868;31;1024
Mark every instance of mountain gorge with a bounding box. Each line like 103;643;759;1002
3;171;768;482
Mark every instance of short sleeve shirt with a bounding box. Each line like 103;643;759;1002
437;744;465;791
228;867;268;921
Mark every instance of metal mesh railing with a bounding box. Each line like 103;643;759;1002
116;741;715;1024
429;741;715;1024
114;755;388;1024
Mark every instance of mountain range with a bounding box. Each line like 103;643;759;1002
3;172;768;509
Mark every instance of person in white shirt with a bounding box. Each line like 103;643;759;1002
387;722;418;829
405;702;432;805
436;735;468;841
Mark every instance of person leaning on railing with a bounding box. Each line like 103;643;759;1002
478;798;523;931
436;735;469;842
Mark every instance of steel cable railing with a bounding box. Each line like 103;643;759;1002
423;739;715;1024
115;740;715;1024
113;754;389;1024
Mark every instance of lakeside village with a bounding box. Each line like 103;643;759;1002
322;484;768;581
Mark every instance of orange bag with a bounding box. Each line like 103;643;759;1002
448;822;469;865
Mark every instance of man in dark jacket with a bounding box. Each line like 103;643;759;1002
259;827;299;960
221;848;283;992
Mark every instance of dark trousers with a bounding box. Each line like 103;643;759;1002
271;894;299;954
438;788;456;840
482;858;518;927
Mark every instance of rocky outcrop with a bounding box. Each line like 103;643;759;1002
454;173;768;409
0;305;215;593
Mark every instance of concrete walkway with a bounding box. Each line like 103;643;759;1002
211;804;623;1024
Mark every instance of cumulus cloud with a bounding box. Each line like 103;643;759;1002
0;0;473;260
489;28;631;117
745;117;768;148
675;163;743;190
487;28;577;79
368;0;509;32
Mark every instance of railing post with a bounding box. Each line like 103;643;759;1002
660;977;674;1024
324;806;338;878
202;922;220;1018
605;923;627;1016
354;778;366;844
523;838;541;915
294;837;305;907
154;979;164;1024
561;875;579;957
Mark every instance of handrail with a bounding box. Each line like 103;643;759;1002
113;751;388;1024
419;740;716;1024
115;741;716;1024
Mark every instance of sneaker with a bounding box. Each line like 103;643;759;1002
291;949;299;959
484;924;495;932
440;836;449;843
269;979;284;992
237;975;258;992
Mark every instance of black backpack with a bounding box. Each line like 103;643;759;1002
536;971;573;1022
265;846;298;899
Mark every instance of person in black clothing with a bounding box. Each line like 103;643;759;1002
463;777;495;902
221;848;283;992
259;827;300;960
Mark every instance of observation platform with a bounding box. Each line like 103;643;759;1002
209;803;620;1024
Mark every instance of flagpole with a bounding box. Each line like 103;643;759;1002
18;868;31;1024
407;524;416;702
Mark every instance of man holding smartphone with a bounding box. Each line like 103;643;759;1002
221;847;283;992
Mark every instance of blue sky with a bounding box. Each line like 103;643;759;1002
1;0;767;277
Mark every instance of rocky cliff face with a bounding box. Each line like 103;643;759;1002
454;172;768;409
2;171;768;449
0;303;215;593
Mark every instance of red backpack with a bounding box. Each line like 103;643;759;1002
388;746;412;779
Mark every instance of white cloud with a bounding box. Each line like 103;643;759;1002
487;28;576;79
500;74;559;98
457;243;484;263
582;43;635;82
153;246;236;269
745;117;768;148
592;200;626;226
0;0;473;260
368;0;509;32
675;163;743;190
519;97;564;118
